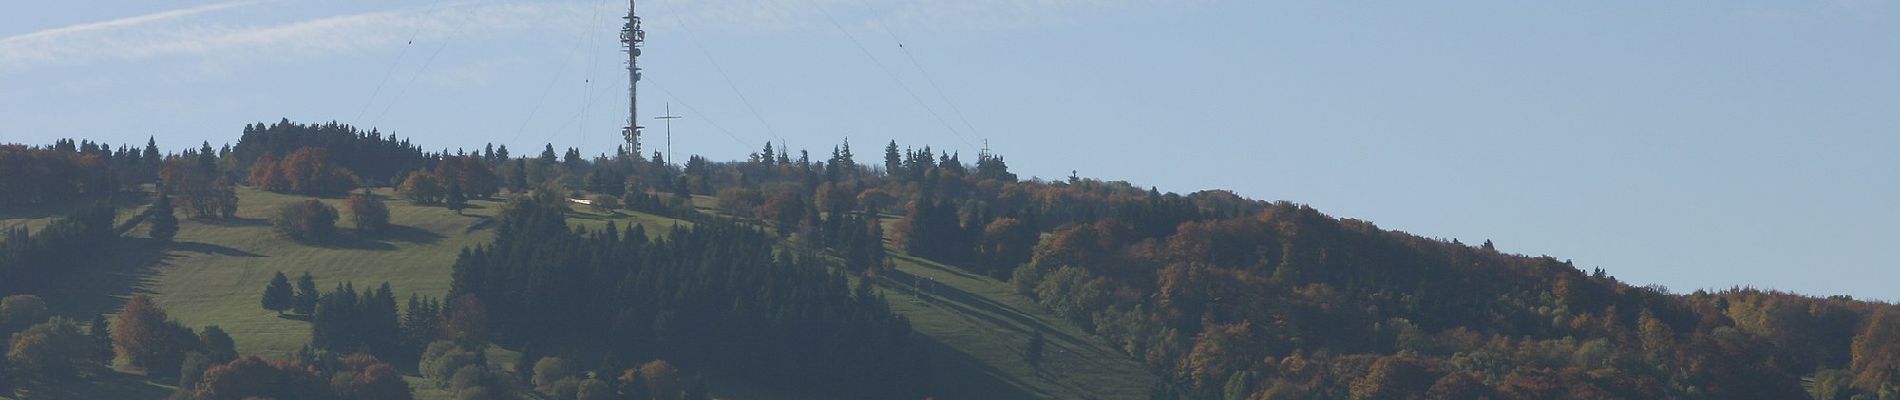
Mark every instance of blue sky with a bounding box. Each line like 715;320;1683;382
2;0;1896;300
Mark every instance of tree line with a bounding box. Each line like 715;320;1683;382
0;144;120;208
232;120;430;185
601;135;1900;399
998;199;1900;399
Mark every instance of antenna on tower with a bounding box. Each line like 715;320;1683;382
621;0;647;158
654;103;681;166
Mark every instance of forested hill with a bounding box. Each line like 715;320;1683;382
2;125;1898;399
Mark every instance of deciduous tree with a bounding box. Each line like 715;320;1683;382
640;359;683;400
347;191;392;233
110;295;199;375
198;326;235;361
0;295;48;334
399;170;445;205
271;199;339;242
6;317;90;382
442;294;487;342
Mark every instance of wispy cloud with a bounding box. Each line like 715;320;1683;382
0;1;591;73
0;1;265;71
2;1;263;44
0;0;1166;74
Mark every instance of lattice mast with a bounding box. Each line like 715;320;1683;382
621;0;646;156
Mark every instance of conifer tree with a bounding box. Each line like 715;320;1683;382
885;141;900;177
196;141;217;174
294;272;319;315
142;137;161;165
149;192;178;243
446;182;467;215
262;271;294;315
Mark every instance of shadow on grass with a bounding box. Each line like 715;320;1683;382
9;368;174;400
172;241;264;257
37;238;169;319
566;212;615;221
276;313;312;322
916;333;1046;400
194;216;269;227
322;235;398;251
879;264;1094;348
269;223;446;251
465;217;495;234
374;224;444;244
892;252;988;281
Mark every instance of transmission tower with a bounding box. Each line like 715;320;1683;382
621;0;646;157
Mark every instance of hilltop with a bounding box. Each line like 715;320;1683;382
2;124;1898;399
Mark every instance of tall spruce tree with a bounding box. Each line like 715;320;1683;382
262;272;294;315
885;140;902;177
142;137;161;166
149;192;178;243
294;272;319;315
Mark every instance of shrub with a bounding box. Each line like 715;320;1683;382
178;351;213;388
278;147;360;196
347;192;391;232
110;295;201;377
0;294;49;333
531;357;574;392
399;171;444;204
7;317;91;382
419;341;481;388
273;199;339;242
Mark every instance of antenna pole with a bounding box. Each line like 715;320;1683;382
655;103;682;165
621;0;646;158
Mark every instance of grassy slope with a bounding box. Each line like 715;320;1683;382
566;201;1158;399
15;188;684;355
8;189;1157;399
132;188;502;358
10;188;687;399
692;204;1159;399
873;222;1158;400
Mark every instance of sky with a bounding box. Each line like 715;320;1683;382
2;0;1896;300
